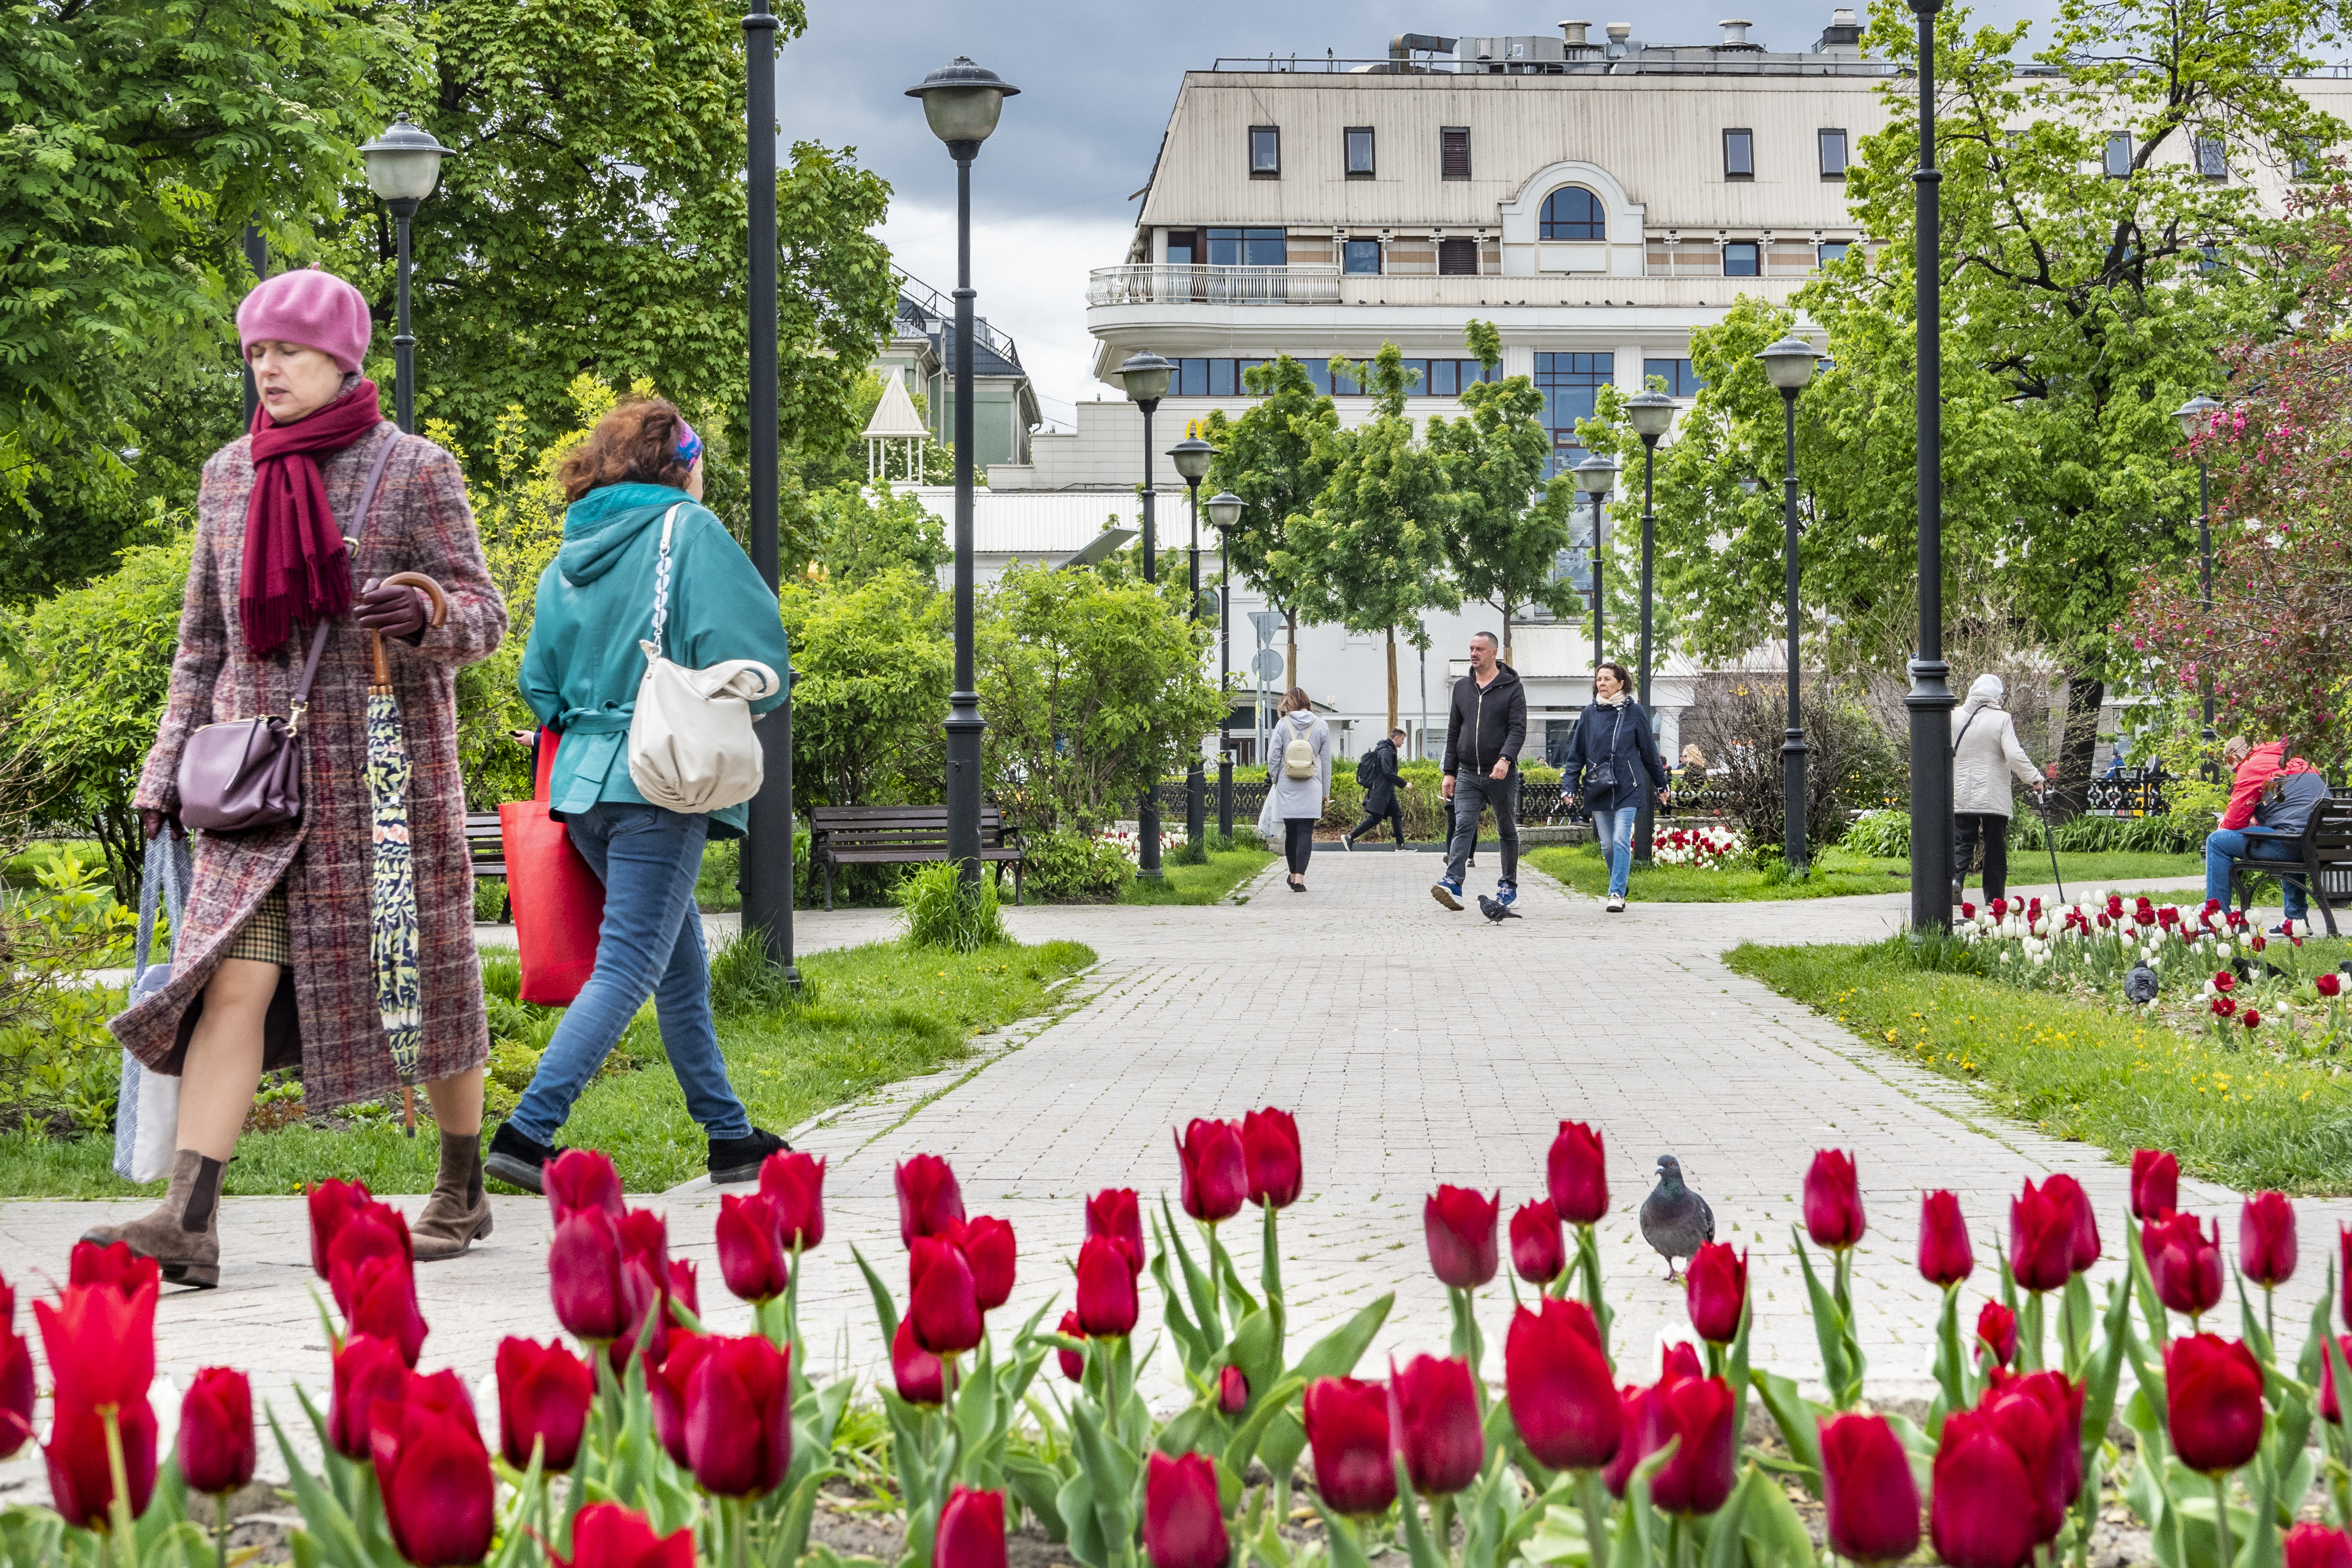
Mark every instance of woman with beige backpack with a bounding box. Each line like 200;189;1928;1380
1266;688;1330;892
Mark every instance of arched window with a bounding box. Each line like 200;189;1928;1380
1539;187;1606;240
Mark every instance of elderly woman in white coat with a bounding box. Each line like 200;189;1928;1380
1267;688;1331;892
1950;673;2046;905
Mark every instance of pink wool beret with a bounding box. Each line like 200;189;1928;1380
236;265;372;373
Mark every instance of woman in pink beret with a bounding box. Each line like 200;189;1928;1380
95;265;508;1284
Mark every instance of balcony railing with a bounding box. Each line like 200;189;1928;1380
1088;264;1342;307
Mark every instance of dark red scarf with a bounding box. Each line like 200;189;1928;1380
239;380;384;656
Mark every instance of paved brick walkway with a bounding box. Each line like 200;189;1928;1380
0;855;2302;1504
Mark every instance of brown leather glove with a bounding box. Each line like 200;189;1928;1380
356;577;428;638
141;808;182;840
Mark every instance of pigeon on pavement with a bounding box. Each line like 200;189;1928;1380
1638;1155;1715;1283
1475;894;1522;923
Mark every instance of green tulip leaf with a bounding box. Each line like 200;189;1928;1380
2295;1256;2337;1389
1230;1307;1284;1402
1789;1231;1852;1406
1223;1374;1307;1476
1391;1460;1451;1568
1295;1294;1396;1382
1746;1368;1824;1495
1311;1502;1379;1568
1055;1469;1107;1568
1160;1199;1227;1357
1007;1454;1071;1542
850;1244;902;1344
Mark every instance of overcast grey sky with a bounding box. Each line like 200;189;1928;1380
779;0;2043;431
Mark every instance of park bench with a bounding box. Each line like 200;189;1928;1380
2224;785;2352;938
808;805;1025;911
465;813;511;923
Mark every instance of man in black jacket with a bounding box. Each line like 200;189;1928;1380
1344;728;1411;848
1434;631;1526;910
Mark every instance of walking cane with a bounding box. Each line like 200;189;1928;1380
2030;783;2066;904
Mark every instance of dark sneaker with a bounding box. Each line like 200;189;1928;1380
1432;879;1463;911
484;1122;561;1196
1340;834;1354;851
1496;882;1518;908
710;1127;790;1185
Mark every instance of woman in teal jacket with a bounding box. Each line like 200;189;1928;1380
489;397;793;1193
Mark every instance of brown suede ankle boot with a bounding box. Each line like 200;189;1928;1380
411;1128;493;1262
80;1149;223;1289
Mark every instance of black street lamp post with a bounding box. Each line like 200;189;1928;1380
1117;349;1175;878
1759;334;1819;872
358;114;454;434
1626;390;1676;862
1571;454;1618;663
1906;0;1957;931
1170;436;1216;853
2173;392;2222;758
909;59;1019;893
1207;490;1244;838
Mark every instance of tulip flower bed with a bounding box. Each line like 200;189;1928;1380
1648;826;1744;871
22;1115;2352;1568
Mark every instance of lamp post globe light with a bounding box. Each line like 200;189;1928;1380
1905;0;1958;932
1169;436;1216;854
1117;348;1176;877
1625;389;1676;862
1756;333;1818;872
1206;490;1245;838
2173;392;2224;755
357;113;455;434
907;57;1018;894
1570;452;1618;665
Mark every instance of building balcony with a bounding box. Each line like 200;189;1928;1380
1086;265;1804;318
1087;264;1343;306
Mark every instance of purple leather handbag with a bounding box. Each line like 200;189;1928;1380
174;434;397;834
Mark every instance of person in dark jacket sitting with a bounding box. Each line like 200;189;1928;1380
2207;736;2329;932
1344;728;1411;848
1560;662;1669;913
1433;631;1526;910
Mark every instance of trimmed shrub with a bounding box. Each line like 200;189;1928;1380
1024;829;1138;902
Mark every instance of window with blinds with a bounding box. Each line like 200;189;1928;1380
1441;127;1471;179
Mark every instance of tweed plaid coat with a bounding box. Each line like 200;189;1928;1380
112;420;507;1110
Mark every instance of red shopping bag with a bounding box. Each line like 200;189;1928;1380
500;729;606;1005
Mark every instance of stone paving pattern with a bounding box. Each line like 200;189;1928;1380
0;854;2303;1504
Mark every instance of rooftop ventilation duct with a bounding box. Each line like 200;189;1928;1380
1558;19;1590;44
1717;18;1755;47
1814;6;1864;49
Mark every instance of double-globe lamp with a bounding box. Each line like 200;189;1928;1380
1168;435;1217;853
1756;332;1819;871
1205;489;1245;837
1569;451;1618;665
357;113;455;434
1116;348;1176;877
1624;388;1676;861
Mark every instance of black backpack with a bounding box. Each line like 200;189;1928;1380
1355;750;1380;787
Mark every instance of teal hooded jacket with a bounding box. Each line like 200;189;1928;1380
520;482;790;838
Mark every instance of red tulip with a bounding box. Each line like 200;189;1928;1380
69;1240;162;1298
545;1148;626;1222
2131;1149;2179;1220
1545;1122;1608;1226
962;1216;1017;1312
909;1235;984;1355
2043;1173;2099;1273
1075;1235;1139;1337
2009;1178;2075;1292
1600;1382;1656;1499
1917;1190;1974;1287
548;1208;628;1342
646;1332;710;1468
893;1319;946;1406
307;1178;374;1279
1509;1199;1565;1286
2343;1227;2352;1330
716;1193;789;1305
178;1367;255;1495
1144;1450;1230;1568
1642;1374;1738;1516
325;1202;414;1315
1819;1413;1920;1563
1242;1108;1303;1209
45;1399;158;1531
327;1333;410;1460
2287;1525;2352;1568
1054;1312;1086;1385
1084;1189;1144;1270
758;1151;825;1250
684;1335;792;1498
1503;1298;1619;1472
1803;1149;1865;1250
1684;1242;1746;1344
615;1209;676;1362
667;1257;699;1321
2145;1212;2224;1319
1174;1120;1248;1224
333;1253;426;1368
2241;1192;2298;1287
1660;1341;1703;1381
2166;1334;2267;1475
1985;1370;2083;1538
1387;1355;1483;1495
2322;974;2346;1000
553;1502;696;1568
34;1279;155;1413
1929;1406;2041;1568
1304;1376;1394;1515
935;1486;1007;1568
2319;1335;2352;1421
1975;1302;2018;1369
372;1375;495;1568
1219;1365;1249;1414
497;1336;594;1472
0;1326;29;1461
897;1154;966;1246
1424;1186;1499;1289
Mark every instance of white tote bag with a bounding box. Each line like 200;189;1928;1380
113;833;191;1184
627;505;781;813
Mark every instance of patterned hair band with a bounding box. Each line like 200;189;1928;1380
674;416;702;468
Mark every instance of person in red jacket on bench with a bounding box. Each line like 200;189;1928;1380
2205;735;2328;932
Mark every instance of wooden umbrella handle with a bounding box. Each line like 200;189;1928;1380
369;572;452;686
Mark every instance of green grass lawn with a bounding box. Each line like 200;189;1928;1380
1725;936;2352;1194
0;936;1097;1199
1524;842;2203;903
1119;844;1276;906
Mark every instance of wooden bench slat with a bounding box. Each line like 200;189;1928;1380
808;804;1026;910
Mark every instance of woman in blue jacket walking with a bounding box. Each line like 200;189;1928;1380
1559;662;1669;913
488;398;794;1192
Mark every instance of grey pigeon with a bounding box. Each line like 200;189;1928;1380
1638;1156;1715;1283
2123;963;2160;1005
1476;894;1522;923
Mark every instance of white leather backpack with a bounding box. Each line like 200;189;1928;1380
627;505;781;812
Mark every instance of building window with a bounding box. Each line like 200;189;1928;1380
1534;352;1615;475
1345;127;1375;177
1165;229;1197;265
1723;128;1754;180
1539;187;1606;240
1642;358;1704;397
1818;128;1848;177
2196;136;2227;180
1817;240;1852;266
1441;127;1471;178
1205;228;1287;266
1723;240;1760;277
2104;132;2132;178
2199;245;2222;276
1250;125;1280;177
1343;238;1382;274
1438;237;1478;276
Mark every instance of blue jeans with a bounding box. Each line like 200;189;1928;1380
508;802;751;1145
2204;828;2309;921
1591;801;1637;899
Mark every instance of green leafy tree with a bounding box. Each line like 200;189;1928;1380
810;483;948;585
1279;344;1459;730
1201;356;1339;691
777;566;951;808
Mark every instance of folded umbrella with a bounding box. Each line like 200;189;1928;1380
365;571;450;1134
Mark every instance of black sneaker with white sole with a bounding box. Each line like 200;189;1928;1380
709;1127;791;1184
484;1121;563;1196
